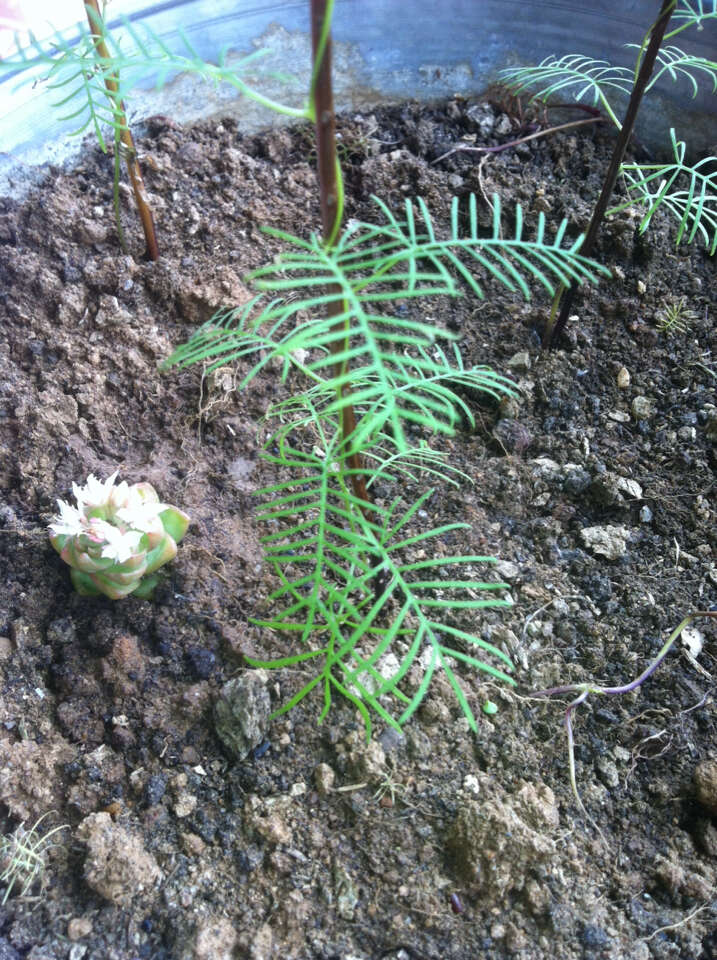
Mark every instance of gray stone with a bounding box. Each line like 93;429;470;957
214;672;271;760
494;560;520;581
579;525;629;560
631;396;653;421
506;350;531;372
465;102;495;137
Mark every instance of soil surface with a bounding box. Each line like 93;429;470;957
0;96;716;960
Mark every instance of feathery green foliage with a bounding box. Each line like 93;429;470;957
166;194;609;732
636;43;717;94
608;129;717;254
655;295;697;334
169;193;606;460
500;55;631;128
500;0;717;132
499;1;716;349
250;434;515;736
670;0;717;29
500;47;717;134
0;7;302;150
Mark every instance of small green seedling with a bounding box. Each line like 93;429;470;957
0;815;68;904
501;0;717;344
165;0;610;736
1;2;299;257
656;294;697;334
49;472;189;599
532;610;717;821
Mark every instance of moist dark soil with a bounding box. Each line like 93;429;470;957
0;97;716;960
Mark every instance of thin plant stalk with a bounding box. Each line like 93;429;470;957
310;0;371;513
432;115;604;165
84;0;160;260
532;610;717;818
543;0;676;348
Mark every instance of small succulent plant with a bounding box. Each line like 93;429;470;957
49;473;190;599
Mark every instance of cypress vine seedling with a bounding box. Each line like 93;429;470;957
0;2;295;257
165;0;611;735
501;0;717;345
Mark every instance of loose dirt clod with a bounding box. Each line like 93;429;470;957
76;812;162;906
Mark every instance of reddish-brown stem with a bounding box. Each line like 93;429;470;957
432;115;604;165
84;0;159;261
310;0;371;512
544;0;676;348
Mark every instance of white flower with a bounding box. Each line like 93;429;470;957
116;499;166;533
72;472;119;510
96;523;144;563
49;499;85;538
107;479;132;511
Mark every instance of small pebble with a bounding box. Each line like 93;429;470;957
67;917;93;941
631;396;653;421
314;763;335;796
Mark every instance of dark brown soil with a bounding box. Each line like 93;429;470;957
0;97;716;960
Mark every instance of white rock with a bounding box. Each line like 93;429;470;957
579;525;630;560
631;396;653;421
615;477;643;499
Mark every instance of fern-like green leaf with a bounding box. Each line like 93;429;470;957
630;44;717;96
246;432;515;734
669;0;717;33
609;129;717;254
500;55;632;129
166;194;608;453
0;13;302;148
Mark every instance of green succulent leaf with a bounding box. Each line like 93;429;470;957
49;476;190;600
160;506;191;544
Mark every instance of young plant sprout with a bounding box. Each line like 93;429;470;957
0;2;300;258
49;472;189;600
0;815;68;904
532;610;717;818
165;0;611;736
83;0;159;260
500;0;717;345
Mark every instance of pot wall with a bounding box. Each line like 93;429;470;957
1;0;715;195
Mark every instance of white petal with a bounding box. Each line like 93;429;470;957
116;499;166;533
75;472;120;510
108;480;131;510
98;525;143;563
49;499;85;537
